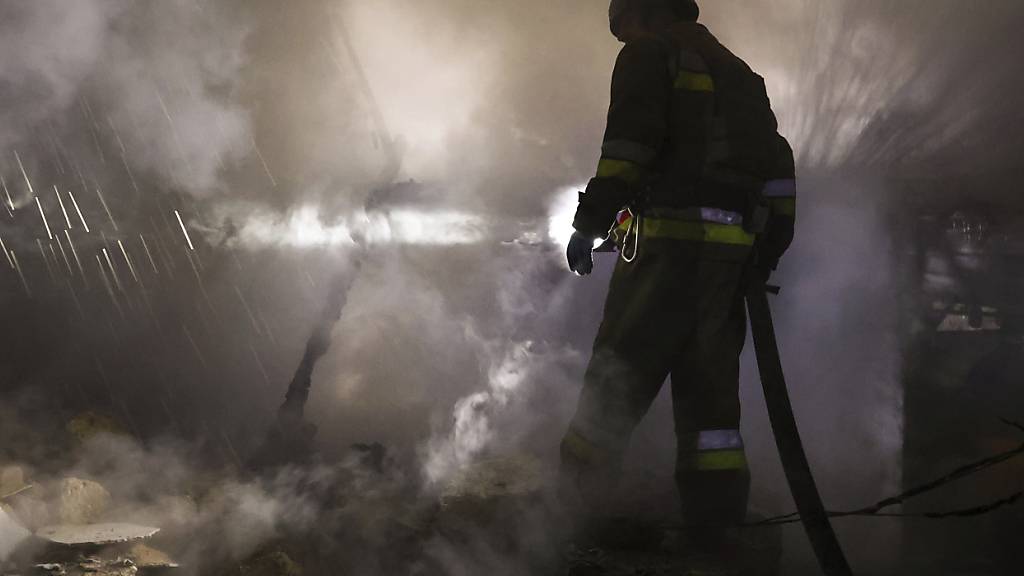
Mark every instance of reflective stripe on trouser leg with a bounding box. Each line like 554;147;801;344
669;259;750;526
677;430;750;527
679;429;748;471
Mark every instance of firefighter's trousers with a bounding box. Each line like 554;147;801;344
561;243;750;526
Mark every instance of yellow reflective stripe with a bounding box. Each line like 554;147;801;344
675;71;714;92
770;197;796;217
602;139;658;165
690;449;748;471
596;158;643;183
643;218;755;246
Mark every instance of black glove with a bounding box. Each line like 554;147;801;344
566;232;596;276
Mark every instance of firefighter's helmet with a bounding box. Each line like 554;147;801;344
609;0;699;33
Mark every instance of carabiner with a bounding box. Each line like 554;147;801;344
621;212;641;264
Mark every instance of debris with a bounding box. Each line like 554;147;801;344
436;455;546;539
66;413;126;445
439;454;545;509
35;524;159;547
0;467;32;501
219;546;301;576
91;558;138;576
78;557;102;571
2;467;47;531
5;489;51;531
32;557;138;576
565;525;782;576
121;544;177;570
0;506;31;562
0;484;33;502
55;479;111;525
351;442;388;473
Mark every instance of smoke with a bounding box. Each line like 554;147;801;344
422;340;583;486
1;400;288;566
0;1;120;151
0;0;251;204
2;0;1024;573
66;434;328;567
97;0;251;196
706;0;1024;179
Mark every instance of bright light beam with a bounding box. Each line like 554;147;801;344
1;174;13;211
96;187;118;231
14;150;34;196
55;186;72;229
35;197;53;240
67;190;90;232
0;235;13;268
174;209;195;251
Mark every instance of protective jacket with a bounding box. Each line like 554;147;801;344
573;21;796;264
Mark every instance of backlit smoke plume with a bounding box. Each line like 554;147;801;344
205;203;487;250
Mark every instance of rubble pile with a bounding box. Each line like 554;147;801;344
1;415;182;576
1;465;174;576
1;409;782;575
436;454;549;547
216;546;302;576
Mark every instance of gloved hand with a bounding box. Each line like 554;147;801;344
567;231;596;276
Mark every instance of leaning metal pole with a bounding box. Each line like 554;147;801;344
746;266;854;576
249;6;402;469
278;256;363;423
247;255;364;469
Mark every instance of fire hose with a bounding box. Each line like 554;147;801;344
746;257;855;576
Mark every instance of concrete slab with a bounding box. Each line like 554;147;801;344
35;523;159;547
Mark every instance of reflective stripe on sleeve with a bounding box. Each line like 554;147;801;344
596;158;643;183
770;197;796;217
601;140;658;166
763;178;796;198
675;71;715;92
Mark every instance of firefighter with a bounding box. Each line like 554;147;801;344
561;0;797;533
